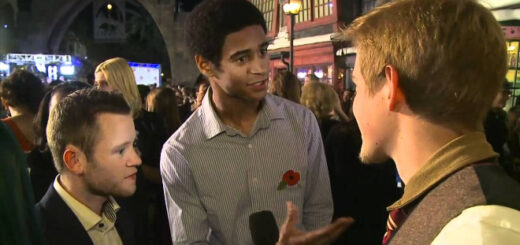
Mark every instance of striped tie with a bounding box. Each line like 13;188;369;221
382;208;408;245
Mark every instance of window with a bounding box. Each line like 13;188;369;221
295;0;311;23
279;3;286;27
292;0;333;23
251;0;275;31
313;0;333;19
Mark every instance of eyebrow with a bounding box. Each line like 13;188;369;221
229;41;270;60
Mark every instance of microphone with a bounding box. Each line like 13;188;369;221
249;210;279;245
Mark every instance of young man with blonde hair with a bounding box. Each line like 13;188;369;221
277;0;520;244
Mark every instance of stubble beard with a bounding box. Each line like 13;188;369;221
359;142;389;165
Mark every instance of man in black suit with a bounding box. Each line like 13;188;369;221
36;89;141;245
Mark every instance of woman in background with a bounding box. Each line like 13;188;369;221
268;70;301;103
95;57;169;245
301;82;343;140
146;87;182;136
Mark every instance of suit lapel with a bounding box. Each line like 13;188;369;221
37;185;93;245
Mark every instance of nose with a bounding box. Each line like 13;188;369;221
127;147;142;167
250;54;269;76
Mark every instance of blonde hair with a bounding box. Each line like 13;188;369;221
269;71;301;103
301;83;339;120
95;57;142;117
344;0;507;129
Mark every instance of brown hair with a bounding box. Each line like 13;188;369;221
344;0;507;129
0;70;44;114
47;89;130;172
146;88;182;135
269;71;301;103
301;82;339;120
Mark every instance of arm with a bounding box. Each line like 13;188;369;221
161;143;210;245
302;111;334;231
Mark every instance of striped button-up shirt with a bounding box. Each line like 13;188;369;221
160;91;333;244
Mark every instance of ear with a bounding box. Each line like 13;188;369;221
62;145;87;175
195;55;217;79
384;65;406;111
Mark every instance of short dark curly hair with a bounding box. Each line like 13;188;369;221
185;0;267;67
0;70;45;114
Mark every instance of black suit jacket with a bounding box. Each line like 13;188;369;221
35;185;135;245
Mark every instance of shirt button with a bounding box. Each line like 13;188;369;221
248;144;253;149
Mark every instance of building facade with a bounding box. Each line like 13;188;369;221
250;0;378;92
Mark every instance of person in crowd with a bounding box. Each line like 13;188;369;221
341;89;355;119
324;120;400;245
268;70;301;103
95;57;168;245
137;84;151;109
28;81;91;202
301;82;341;140
0;70;45;152
193;74;210;110
178;85;193;121
484;80;517;163
37;89;139;245
277;0;520;244
304;73;319;86
0;120;44;245
160;0;335;244
505;106;520;181
146;87;182;137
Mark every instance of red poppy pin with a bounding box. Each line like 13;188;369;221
277;170;301;190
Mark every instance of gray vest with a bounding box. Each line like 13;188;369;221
389;163;520;245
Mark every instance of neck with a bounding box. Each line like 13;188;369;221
59;174;107;215
210;88;262;135
390;117;469;184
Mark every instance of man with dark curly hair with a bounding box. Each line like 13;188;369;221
160;0;335;244
0;70;45;152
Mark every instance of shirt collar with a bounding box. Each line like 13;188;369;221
388;132;498;210
53;176;120;230
199;88;284;140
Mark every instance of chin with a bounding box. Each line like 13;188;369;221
114;187;136;197
359;144;389;164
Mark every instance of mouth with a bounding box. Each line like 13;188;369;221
247;79;268;90
125;172;137;180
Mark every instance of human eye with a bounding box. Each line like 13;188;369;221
259;47;268;56
116;147;126;155
236;56;249;64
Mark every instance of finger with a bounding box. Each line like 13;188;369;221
279;202;299;243
282;202;298;229
300;217;354;245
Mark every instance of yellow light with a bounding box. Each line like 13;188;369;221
161;73;164;77
283;0;302;15
508;45;516;51
107;3;113;11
